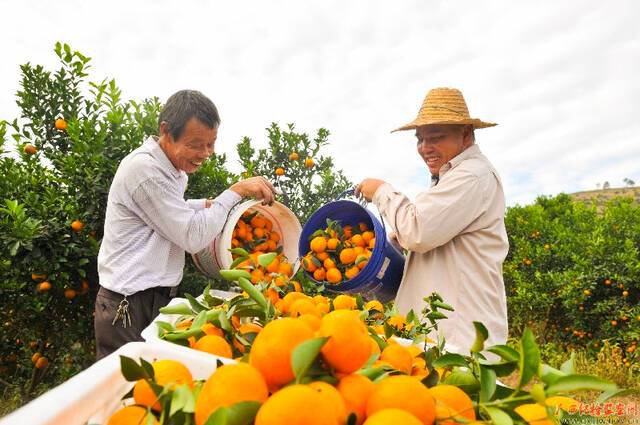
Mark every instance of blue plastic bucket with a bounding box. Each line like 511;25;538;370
299;196;405;302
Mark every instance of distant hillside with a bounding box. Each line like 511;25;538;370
570;186;640;206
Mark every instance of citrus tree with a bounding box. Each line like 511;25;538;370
504;194;639;367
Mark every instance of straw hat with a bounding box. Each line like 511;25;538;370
392;87;497;132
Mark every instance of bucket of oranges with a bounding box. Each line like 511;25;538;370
299;191;405;302
192;200;301;279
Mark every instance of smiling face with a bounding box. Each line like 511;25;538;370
159;117;218;173
415;124;474;175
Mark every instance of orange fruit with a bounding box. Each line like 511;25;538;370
339;248;356;264
387;315;407;331
345;266;360;280
363;408;423;425
194;335;233;358
368;237;376;249
365;300;384;312
251;215;267;228
250;318;314;390
337;374;375;425
380;344;413;374
194;363;269;425
292;281;302;292
107;406;159;425
64;288;77;300
309;381;347;423
282;292;310;312
54;118;67;130
316;302;330;315
323;258;337;270
514;404;553;424
319;310;371;374
275;167;285;176
270;231;281;242
316;251;329;261
298;314;322;331
201;323;224;337
37;281;51;293
313;267;326;281
351;234;365;247
327;238;340;250
133;359;193;411
71;220;84;232
428;384;476;423
31;352;42;363
361;231;375;244
31;272;47;281
266;257;280;273
304;157;314;168
289;298;320;318
35;356;48;369
343;225;353;238
289;152;299;161
251;269;265;284
333;294;357;310
310;237;327;253
326;268;342;284
255;384;338;425
303;255;318;272
358;222;368;232
23;144;37;155
366;375;436;424
278;261;293;277
254;227;266;239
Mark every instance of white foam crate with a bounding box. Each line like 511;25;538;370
0;341;234;425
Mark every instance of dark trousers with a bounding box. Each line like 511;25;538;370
94;285;175;360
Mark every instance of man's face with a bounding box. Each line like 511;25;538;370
415;124;473;175
160;118;217;173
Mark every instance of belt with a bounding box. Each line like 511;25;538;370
99;285;178;299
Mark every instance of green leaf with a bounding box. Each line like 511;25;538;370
159;303;193;316
518;328;540;388
470;321;489;353
169;384;194;417
483;407;513;425
529;383;546;404
432;353;469;369
487;344;520;362
442;370;480;393
540;364;566;386
257;252;277;268
140;358;155;380
119;356;148;381
545;375;617;395
220;269;252;282
237;277;268;310
185;293;208;313
229;256;248;270
292;337;329;383
204;401;261;425
479;365;497;402
229;247;249;257
431;300;455;311
560;352;576;375
596;388;640;403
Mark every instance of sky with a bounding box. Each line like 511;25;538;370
1;0;639;206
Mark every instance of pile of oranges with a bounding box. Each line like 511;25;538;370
301;220;376;285
109;296;479;425
230;210;295;284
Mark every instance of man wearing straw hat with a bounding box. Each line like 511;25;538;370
355;87;508;352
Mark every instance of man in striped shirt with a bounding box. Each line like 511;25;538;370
95;90;275;358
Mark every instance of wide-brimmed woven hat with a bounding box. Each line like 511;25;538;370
392;87;497;132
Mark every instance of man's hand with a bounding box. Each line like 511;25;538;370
230;176;277;205
355;178;386;202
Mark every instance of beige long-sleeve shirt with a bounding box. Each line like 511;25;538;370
372;144;509;352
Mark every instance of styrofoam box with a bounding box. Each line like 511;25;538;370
140;291;242;362
0;342;235;425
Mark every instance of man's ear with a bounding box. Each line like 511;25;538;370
159;121;171;139
462;125;475;146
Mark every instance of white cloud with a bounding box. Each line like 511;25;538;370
1;0;639;207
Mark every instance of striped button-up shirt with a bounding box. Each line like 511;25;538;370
98;136;241;296
373;144;509;351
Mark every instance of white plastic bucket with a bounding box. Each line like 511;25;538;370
192;199;302;279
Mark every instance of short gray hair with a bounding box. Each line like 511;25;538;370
159;90;220;140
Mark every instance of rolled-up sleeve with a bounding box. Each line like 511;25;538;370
372;171;487;253
132;179;242;254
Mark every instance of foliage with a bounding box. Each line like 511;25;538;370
236;123;352;223
504;193;640;367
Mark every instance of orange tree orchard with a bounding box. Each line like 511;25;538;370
0;43;350;402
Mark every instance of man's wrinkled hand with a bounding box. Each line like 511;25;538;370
230;176;277;205
355;178;386;202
